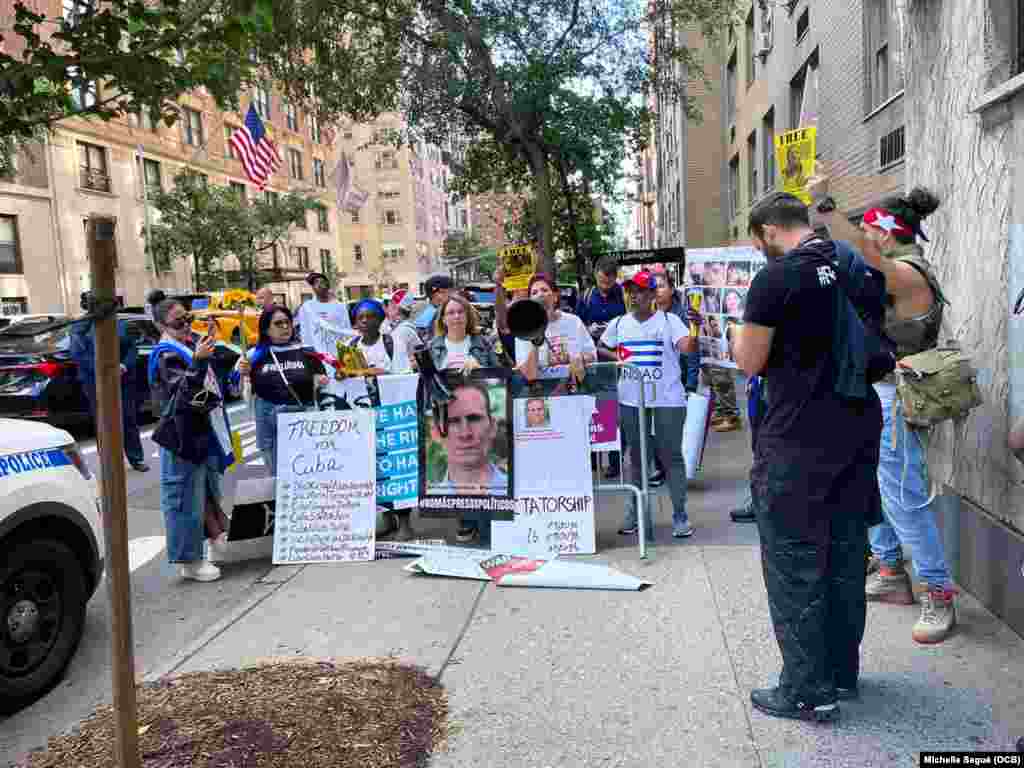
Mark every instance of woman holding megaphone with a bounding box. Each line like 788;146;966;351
514;273;596;384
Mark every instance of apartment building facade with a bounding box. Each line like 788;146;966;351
0;72;341;314
649;26;728;250
721;0;906;241
333;117;464;299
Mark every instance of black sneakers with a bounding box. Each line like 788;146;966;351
750;687;839;722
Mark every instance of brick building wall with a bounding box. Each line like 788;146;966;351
722;0;905;242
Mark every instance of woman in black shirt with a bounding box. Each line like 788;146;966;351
236;306;328;474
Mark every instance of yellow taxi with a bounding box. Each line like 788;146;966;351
190;290;261;347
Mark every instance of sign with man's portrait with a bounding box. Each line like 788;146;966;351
418;372;516;519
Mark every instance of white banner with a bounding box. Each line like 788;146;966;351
273;409;376;564
309;315;358;399
491;396;596;555
402;549;651;590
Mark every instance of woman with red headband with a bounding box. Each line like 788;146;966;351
813;179;956;646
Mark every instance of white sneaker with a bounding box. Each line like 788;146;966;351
180;561;221;582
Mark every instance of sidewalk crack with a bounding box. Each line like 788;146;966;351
434;582;488;683
698;545;764;768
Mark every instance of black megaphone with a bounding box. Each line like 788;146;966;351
507;299;548;347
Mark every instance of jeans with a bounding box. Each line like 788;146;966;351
160;448;222;563
83;378;145;465
620;405;688;535
869;385;952;589
254;397;306;474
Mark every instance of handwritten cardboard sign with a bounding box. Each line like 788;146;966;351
273;409;376;564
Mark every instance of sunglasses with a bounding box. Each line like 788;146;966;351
166;313;193;330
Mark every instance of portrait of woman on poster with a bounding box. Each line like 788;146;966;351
726;262;751;288
723;288;746;317
703;288;722;314
688;261;706;286
705;261;727;287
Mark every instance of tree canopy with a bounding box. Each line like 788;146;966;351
255;0;739;275
148;169;319;291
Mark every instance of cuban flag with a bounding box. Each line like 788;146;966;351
618;340;663;367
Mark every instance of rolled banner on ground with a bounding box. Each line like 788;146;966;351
401;547;651;590
682;391;712;480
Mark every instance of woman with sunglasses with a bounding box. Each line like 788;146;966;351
235;306;329;473
148;299;233;583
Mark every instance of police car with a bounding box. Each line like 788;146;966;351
0;418;102;714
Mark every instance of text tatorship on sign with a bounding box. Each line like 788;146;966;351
492;396;596;555
376;374;419;509
273;409;376;564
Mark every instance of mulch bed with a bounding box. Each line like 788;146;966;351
18;659;449;768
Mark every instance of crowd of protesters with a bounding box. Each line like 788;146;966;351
140;191;979;732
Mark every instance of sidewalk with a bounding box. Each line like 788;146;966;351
152;426;1024;767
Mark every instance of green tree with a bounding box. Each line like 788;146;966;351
148;169;318;292
254;0;738;277
441;231;496;281
0;0;276;164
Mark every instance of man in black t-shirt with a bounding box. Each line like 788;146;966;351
734;192;883;723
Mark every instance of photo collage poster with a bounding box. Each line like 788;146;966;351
683;246;765;369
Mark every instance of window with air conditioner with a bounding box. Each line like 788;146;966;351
383;210;401;226
879;125;905;169
728;155;740;219
78;142;110;192
353;244;363;263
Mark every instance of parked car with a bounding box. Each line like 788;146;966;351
0;314;241;428
0;418;102;713
0;314;69;331
461;283;497;331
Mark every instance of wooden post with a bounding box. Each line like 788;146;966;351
87;215;141;768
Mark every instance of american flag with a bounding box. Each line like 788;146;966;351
229;104;281;189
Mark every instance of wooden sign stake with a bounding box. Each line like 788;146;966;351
88;215;141;768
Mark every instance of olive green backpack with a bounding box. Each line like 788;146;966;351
895;343;982;429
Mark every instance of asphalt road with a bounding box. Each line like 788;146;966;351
1;402;278;766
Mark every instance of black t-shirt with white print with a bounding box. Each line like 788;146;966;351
250;344;326;406
743;237;879;449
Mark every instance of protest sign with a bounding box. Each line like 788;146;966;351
375;374;419;509
308;315;358;399
775;126;817;204
418;372;516;520
684;246;766;369
508;362;620;453
499;243;536;291
491;396;596;555
273;409;376;564
403;548;651;590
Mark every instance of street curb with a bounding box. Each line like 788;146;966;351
140;563;306;684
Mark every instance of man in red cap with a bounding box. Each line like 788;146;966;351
599;271;697;540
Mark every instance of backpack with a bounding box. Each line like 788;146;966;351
831;240;897;390
896;347;982;428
